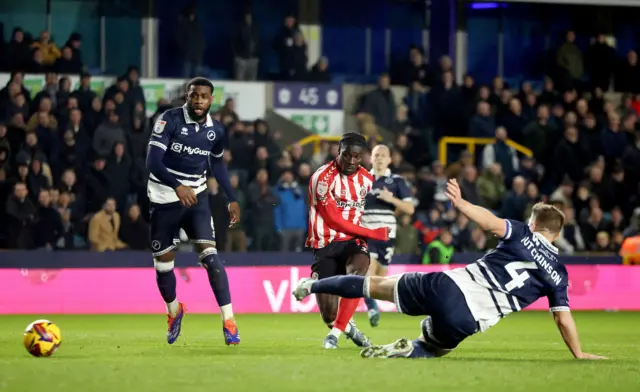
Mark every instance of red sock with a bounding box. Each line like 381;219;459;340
334;298;360;332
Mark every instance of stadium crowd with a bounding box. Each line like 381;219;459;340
0;21;638;259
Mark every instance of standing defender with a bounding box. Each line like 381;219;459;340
294;179;606;360
306;132;389;349
360;144;414;327
146;77;241;345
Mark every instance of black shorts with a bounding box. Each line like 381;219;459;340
368;239;396;266
149;192;216;257
311;239;370;279
395;272;480;350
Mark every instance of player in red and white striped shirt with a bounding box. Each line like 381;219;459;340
305;132;389;349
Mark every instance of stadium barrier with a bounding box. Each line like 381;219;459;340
438;136;533;165
294;134;383;154
0;252;634;314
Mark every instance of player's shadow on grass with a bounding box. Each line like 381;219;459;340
174;346;358;357
447;357;620;364
174;346;276;356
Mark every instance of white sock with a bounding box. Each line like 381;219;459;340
303;279;315;292
363;276;371;298
154;259;175;272
154;260;179;316
220;304;234;321
344;322;353;334
166;299;179;317
329;327;342;339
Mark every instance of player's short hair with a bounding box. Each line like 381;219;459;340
530;203;565;235
187;77;214;93
339;132;367;152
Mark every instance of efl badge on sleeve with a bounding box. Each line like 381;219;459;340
154;120;166;134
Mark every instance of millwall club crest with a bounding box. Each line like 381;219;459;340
359;187;367;198
207;130;216;141
317;181;329;200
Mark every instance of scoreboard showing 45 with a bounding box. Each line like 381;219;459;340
275;84;342;109
273;83;345;136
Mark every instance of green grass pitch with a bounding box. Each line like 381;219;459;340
0;312;638;392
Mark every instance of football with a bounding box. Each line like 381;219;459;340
23;320;62;357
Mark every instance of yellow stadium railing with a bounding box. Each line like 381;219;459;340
294;134;382;154
438;137;533;165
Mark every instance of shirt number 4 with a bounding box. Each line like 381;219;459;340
504;261;538;292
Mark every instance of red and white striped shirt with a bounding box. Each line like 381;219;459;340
306;161;375;249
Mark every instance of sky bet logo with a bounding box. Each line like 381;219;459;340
170;142;210;156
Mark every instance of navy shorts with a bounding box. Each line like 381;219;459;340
311;239;369;279
368;239;396;266
395;272;480;350
149;191;216;257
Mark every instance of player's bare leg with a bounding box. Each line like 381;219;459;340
195;243;239;345
338;254;372;348
155;250;186;344
315;292;340;348
294;274;396;349
315;293;339;326
306;255;372;349
292;273;434;358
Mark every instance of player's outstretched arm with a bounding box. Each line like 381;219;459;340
445;178;508;238
312;176;388;241
317;197;388;241
552;310;607;360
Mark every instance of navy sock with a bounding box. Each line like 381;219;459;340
364;297;379;312
155;261;177;303
200;250;232;307
311;275;365;298
410;339;436;359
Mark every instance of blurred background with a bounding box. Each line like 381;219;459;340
0;0;639;266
